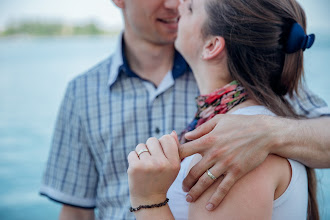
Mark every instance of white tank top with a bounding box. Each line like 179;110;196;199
167;106;308;220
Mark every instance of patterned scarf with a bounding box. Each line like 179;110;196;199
180;80;248;144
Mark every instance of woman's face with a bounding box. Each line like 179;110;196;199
175;0;208;62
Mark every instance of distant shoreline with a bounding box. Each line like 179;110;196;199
0;33;121;38
0;21;121;37
0;35;121;41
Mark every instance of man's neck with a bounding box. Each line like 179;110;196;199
123;32;175;87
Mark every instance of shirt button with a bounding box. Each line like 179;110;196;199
155;127;160;134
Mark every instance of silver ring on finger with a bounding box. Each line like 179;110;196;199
207;169;217;180
137;149;149;157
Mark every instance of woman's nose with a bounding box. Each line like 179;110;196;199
164;0;180;10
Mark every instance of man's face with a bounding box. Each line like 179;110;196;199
121;0;180;45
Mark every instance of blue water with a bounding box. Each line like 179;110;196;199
0;35;329;220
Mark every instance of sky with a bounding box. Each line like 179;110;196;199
0;0;329;31
0;0;123;30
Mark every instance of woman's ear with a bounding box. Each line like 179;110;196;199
201;36;225;60
112;0;125;8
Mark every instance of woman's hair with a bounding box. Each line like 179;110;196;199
202;0;318;219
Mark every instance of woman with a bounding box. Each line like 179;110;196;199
127;0;318;219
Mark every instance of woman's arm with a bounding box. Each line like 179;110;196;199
188;154;291;220
131;202;174;220
127;133;181;220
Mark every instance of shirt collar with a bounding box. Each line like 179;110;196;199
172;50;190;79
108;32;190;87
120;37;141;78
108;32;125;87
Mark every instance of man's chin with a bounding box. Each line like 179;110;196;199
157;35;177;46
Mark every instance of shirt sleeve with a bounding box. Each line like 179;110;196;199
40;79;98;209
285;84;330;118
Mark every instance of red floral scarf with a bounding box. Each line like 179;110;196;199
180;80;248;143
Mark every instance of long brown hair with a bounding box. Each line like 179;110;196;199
202;0;318;219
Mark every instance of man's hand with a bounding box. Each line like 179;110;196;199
180;113;330;211
179;114;278;211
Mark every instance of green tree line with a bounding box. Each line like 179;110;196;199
0;21;118;36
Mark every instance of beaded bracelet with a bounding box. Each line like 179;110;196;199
129;198;169;212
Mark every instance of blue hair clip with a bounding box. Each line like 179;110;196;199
285;22;315;54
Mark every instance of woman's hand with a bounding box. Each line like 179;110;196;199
127;131;181;206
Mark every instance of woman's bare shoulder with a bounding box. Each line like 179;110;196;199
188;154;291;220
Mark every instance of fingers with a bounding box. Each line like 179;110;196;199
134;134;180;164
205;173;236;210
127;151;140;176
127;150;139;165
182;157;215;192
146;137;164;156
170;130;180;146
179;131;219;160
179;138;204;159
184;165;237;211
159;132;180;165
184;115;220;141
184;163;226;200
135;143;150;159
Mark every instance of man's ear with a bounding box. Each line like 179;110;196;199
201;36;225;60
112;0;125;8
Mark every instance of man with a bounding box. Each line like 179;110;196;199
40;0;330;219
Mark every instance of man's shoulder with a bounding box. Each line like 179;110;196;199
64;55;115;102
286;83;330;118
71;55;113;85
